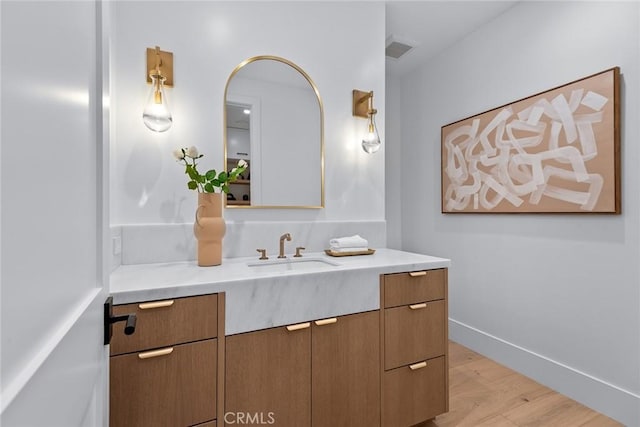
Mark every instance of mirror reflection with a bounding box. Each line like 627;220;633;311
224;56;324;208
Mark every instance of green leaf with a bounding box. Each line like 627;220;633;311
205;170;217;181
186;165;199;180
204;183;214;193
219;171;228;182
222;185;230;194
197;174;206;183
187;180;198;190
212;179;220;187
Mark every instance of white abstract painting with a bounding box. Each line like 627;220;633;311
441;67;620;214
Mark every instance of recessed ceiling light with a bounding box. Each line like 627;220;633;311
243;109;251;115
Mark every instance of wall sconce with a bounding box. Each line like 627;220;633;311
352;89;381;154
142;46;173;132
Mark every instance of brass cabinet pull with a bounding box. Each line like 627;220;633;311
138;347;174;359
409;303;427;310
409;361;427;370
314;318;337;326
286;322;311;332
408;271;427;277
138;300;175;310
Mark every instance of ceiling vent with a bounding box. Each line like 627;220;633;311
385;35;416;59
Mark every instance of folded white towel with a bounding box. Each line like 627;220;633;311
330;247;370;253
329;234;368;250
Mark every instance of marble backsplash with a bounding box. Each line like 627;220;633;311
110;220;386;268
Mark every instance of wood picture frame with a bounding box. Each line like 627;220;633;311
441;67;620;214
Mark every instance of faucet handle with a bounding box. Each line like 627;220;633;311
256;249;268;260
294;247;306;258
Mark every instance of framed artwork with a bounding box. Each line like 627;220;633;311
441;67;620;214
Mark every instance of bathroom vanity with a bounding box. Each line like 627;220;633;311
109;249;450;427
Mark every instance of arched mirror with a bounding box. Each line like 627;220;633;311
224;56;324;208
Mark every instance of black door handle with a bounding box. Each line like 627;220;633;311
104;296;137;345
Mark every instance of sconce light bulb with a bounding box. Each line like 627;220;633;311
361;115;381;154
143;74;172;132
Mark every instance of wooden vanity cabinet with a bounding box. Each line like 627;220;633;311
109;293;225;427
110;294;218;356
384;299;446;370
225;311;380;427
381;269;449;427
226;322;312;426
383;356;446;427
312;311;380;427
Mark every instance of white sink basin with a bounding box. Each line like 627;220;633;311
247;257;340;272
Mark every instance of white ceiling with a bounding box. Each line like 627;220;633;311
386;1;519;76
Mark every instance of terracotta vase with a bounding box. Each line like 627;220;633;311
193;192;226;266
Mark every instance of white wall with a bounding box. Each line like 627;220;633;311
385;74;402;250
393;1;640;424
109;1;386;261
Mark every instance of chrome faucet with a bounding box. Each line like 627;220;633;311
278;233;292;258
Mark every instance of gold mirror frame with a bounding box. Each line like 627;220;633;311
223;55;325;209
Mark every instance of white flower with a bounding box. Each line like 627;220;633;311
186;146;199;158
173;149;185;160
238;159;248;168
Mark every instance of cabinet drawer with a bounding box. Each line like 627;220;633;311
110;339;217;427
111;294;217;355
383;269;445;308
385;300;445;370
383;356;446;427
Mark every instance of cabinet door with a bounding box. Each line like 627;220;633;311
110;339;217;427
383;269;446;308
383;356;446;427
111;294;218;356
312;311;380;427
384;300;446;370
226;323;311;427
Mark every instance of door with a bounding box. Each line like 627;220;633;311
312;311;381;427
1;1;109;426
226;95;262;205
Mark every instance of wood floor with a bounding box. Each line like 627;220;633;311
424;341;622;427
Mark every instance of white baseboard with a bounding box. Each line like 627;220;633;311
449;318;640;427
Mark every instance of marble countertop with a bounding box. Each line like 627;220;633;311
110;248;450;335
